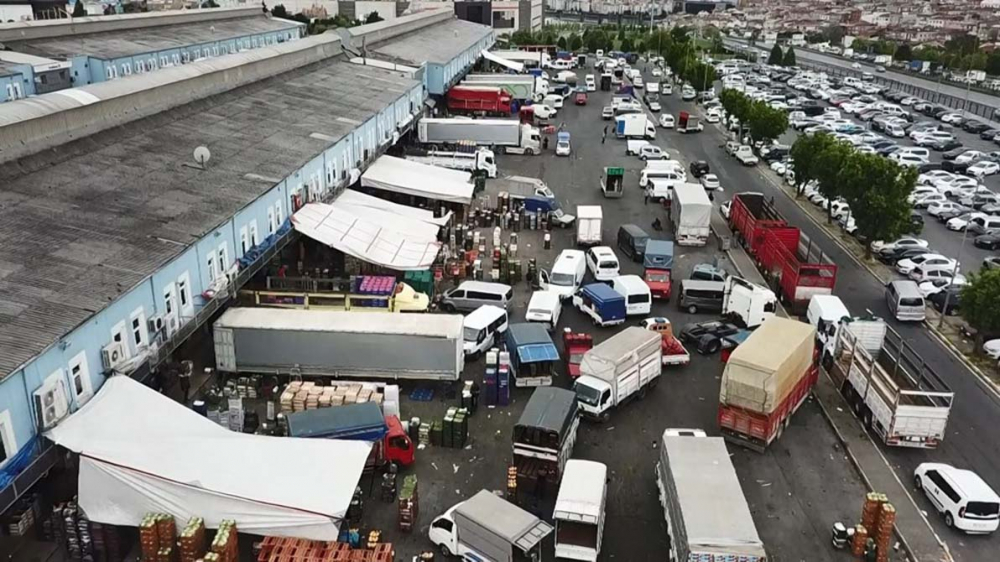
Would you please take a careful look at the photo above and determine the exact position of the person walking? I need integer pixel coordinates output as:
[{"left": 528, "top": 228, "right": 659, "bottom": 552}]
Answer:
[
  {"left": 644, "top": 192, "right": 649, "bottom": 205},
  {"left": 178, "top": 360, "right": 193, "bottom": 404}
]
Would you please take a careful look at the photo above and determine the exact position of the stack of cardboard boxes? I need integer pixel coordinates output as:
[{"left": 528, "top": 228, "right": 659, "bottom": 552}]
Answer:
[{"left": 280, "top": 382, "right": 385, "bottom": 414}]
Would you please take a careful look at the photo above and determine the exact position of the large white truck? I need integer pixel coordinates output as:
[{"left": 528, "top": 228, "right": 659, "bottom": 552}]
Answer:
[
  {"left": 826, "top": 321, "right": 954, "bottom": 448},
  {"left": 429, "top": 489, "right": 553, "bottom": 561},
  {"left": 656, "top": 431, "right": 767, "bottom": 562},
  {"left": 722, "top": 276, "right": 777, "bottom": 329},
  {"left": 576, "top": 205, "right": 603, "bottom": 246},
  {"left": 417, "top": 118, "right": 541, "bottom": 155},
  {"left": 574, "top": 327, "right": 662, "bottom": 421},
  {"left": 670, "top": 183, "right": 712, "bottom": 246},
  {"left": 405, "top": 148, "right": 497, "bottom": 177},
  {"left": 554, "top": 460, "right": 607, "bottom": 562},
  {"left": 614, "top": 114, "right": 656, "bottom": 140},
  {"left": 213, "top": 308, "right": 464, "bottom": 381}
]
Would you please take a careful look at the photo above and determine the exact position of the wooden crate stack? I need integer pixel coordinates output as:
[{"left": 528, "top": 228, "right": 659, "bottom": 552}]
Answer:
[
  {"left": 179, "top": 518, "right": 207, "bottom": 562},
  {"left": 398, "top": 475, "right": 419, "bottom": 532},
  {"left": 856, "top": 492, "right": 895, "bottom": 561},
  {"left": 256, "top": 538, "right": 393, "bottom": 562},
  {"left": 140, "top": 513, "right": 176, "bottom": 562},
  {"left": 202, "top": 520, "right": 237, "bottom": 562},
  {"left": 874, "top": 503, "right": 897, "bottom": 562}
]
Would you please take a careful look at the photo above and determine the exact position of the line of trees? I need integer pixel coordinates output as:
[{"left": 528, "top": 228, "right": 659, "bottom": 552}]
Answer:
[
  {"left": 719, "top": 90, "right": 789, "bottom": 145},
  {"left": 767, "top": 44, "right": 797, "bottom": 67}
]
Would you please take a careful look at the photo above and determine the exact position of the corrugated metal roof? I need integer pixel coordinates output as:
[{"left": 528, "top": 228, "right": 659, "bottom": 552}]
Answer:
[
  {"left": 0, "top": 57, "right": 417, "bottom": 379},
  {"left": 372, "top": 18, "right": 492, "bottom": 65}
]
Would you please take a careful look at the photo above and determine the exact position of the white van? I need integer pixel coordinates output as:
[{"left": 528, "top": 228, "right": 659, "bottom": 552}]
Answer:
[
  {"left": 440, "top": 281, "right": 513, "bottom": 312},
  {"left": 897, "top": 147, "right": 930, "bottom": 161},
  {"left": 540, "top": 249, "right": 587, "bottom": 299},
  {"left": 525, "top": 291, "right": 563, "bottom": 331},
  {"left": 462, "top": 305, "right": 509, "bottom": 357},
  {"left": 915, "top": 462, "right": 1000, "bottom": 534},
  {"left": 639, "top": 162, "right": 685, "bottom": 188},
  {"left": 722, "top": 276, "right": 776, "bottom": 328},
  {"left": 612, "top": 275, "right": 652, "bottom": 316},
  {"left": 542, "top": 93, "right": 564, "bottom": 111},
  {"left": 585, "top": 246, "right": 620, "bottom": 281},
  {"left": 885, "top": 279, "right": 926, "bottom": 322},
  {"left": 806, "top": 295, "right": 850, "bottom": 346}
]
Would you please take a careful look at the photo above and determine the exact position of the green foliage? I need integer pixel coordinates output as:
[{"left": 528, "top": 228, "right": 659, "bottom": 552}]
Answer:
[
  {"left": 720, "top": 89, "right": 752, "bottom": 124},
  {"left": 746, "top": 100, "right": 789, "bottom": 144},
  {"left": 557, "top": 36, "right": 567, "bottom": 49},
  {"left": 960, "top": 269, "right": 1000, "bottom": 349},
  {"left": 789, "top": 133, "right": 828, "bottom": 195},
  {"left": 72, "top": 0, "right": 87, "bottom": 16},
  {"left": 813, "top": 140, "right": 854, "bottom": 221},
  {"left": 620, "top": 37, "right": 634, "bottom": 53},
  {"left": 364, "top": 11, "right": 383, "bottom": 24},
  {"left": 685, "top": 61, "right": 717, "bottom": 90},
  {"left": 783, "top": 46, "right": 796, "bottom": 67},
  {"left": 839, "top": 153, "right": 916, "bottom": 257},
  {"left": 945, "top": 35, "right": 979, "bottom": 58},
  {"left": 271, "top": 4, "right": 289, "bottom": 18},
  {"left": 585, "top": 31, "right": 606, "bottom": 53},
  {"left": 670, "top": 26, "right": 689, "bottom": 44},
  {"left": 569, "top": 34, "right": 583, "bottom": 52},
  {"left": 767, "top": 43, "right": 784, "bottom": 65},
  {"left": 894, "top": 43, "right": 913, "bottom": 61}
]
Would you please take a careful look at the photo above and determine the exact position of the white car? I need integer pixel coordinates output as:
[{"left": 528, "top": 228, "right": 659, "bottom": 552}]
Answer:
[
  {"left": 947, "top": 212, "right": 986, "bottom": 231},
  {"left": 585, "top": 246, "right": 620, "bottom": 281},
  {"left": 639, "top": 145, "right": 667, "bottom": 160},
  {"left": 856, "top": 145, "right": 876, "bottom": 154},
  {"left": 701, "top": 174, "right": 721, "bottom": 191},
  {"left": 968, "top": 161, "right": 1000, "bottom": 177},
  {"left": 985, "top": 339, "right": 1000, "bottom": 360},
  {"left": 913, "top": 193, "right": 946, "bottom": 209},
  {"left": 871, "top": 236, "right": 929, "bottom": 253},
  {"left": 890, "top": 153, "right": 926, "bottom": 167},
  {"left": 659, "top": 114, "right": 675, "bottom": 129},
  {"left": 705, "top": 109, "right": 721, "bottom": 123},
  {"left": 556, "top": 137, "right": 571, "bottom": 156},
  {"left": 940, "top": 113, "right": 965, "bottom": 124},
  {"left": 935, "top": 176, "right": 980, "bottom": 197},
  {"left": 652, "top": 68, "right": 663, "bottom": 78},
  {"left": 955, "top": 150, "right": 986, "bottom": 165},
  {"left": 918, "top": 276, "right": 967, "bottom": 298},
  {"left": 896, "top": 253, "right": 949, "bottom": 275},
  {"left": 852, "top": 62, "right": 862, "bottom": 69},
  {"left": 913, "top": 463, "right": 1000, "bottom": 534},
  {"left": 648, "top": 100, "right": 662, "bottom": 112},
  {"left": 927, "top": 201, "right": 963, "bottom": 217},
  {"left": 910, "top": 261, "right": 959, "bottom": 282},
  {"left": 919, "top": 170, "right": 956, "bottom": 186}
]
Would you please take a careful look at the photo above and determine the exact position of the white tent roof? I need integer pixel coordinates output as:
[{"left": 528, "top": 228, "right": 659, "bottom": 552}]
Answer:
[
  {"left": 46, "top": 376, "right": 371, "bottom": 540},
  {"left": 482, "top": 50, "right": 525, "bottom": 72},
  {"left": 361, "top": 155, "right": 475, "bottom": 205},
  {"left": 292, "top": 201, "right": 442, "bottom": 271},
  {"left": 336, "top": 189, "right": 452, "bottom": 227}
]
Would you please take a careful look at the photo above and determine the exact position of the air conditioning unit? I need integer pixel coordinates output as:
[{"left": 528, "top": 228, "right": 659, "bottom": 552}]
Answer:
[
  {"left": 148, "top": 315, "right": 165, "bottom": 335},
  {"left": 102, "top": 341, "right": 127, "bottom": 371},
  {"left": 166, "top": 315, "right": 179, "bottom": 335},
  {"left": 34, "top": 378, "right": 69, "bottom": 430}
]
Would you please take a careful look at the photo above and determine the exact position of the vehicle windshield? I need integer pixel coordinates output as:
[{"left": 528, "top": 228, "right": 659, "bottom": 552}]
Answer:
[
  {"left": 646, "top": 272, "right": 668, "bottom": 282},
  {"left": 550, "top": 272, "right": 577, "bottom": 286},
  {"left": 463, "top": 327, "right": 484, "bottom": 343},
  {"left": 574, "top": 382, "right": 601, "bottom": 406}
]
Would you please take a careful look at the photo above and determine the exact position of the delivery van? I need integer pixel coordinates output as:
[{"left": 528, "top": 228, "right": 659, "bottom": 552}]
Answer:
[
  {"left": 439, "top": 281, "right": 513, "bottom": 313},
  {"left": 462, "top": 305, "right": 509, "bottom": 357},
  {"left": 612, "top": 275, "right": 652, "bottom": 316},
  {"left": 885, "top": 279, "right": 926, "bottom": 322},
  {"left": 540, "top": 249, "right": 587, "bottom": 299},
  {"left": 526, "top": 290, "right": 563, "bottom": 331}
]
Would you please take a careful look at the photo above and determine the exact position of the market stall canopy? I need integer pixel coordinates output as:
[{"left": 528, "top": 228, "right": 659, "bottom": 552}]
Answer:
[
  {"left": 338, "top": 189, "right": 452, "bottom": 227},
  {"left": 292, "top": 201, "right": 442, "bottom": 270},
  {"left": 482, "top": 50, "right": 525, "bottom": 73},
  {"left": 361, "top": 155, "right": 475, "bottom": 205},
  {"left": 46, "top": 376, "right": 371, "bottom": 540}
]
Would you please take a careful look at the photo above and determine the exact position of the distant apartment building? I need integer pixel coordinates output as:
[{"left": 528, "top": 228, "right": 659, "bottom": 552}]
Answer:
[{"left": 454, "top": 0, "right": 543, "bottom": 32}]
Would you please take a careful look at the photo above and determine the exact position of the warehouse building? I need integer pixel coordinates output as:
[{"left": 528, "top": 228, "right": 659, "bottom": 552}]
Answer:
[{"left": 0, "top": 6, "right": 493, "bottom": 522}]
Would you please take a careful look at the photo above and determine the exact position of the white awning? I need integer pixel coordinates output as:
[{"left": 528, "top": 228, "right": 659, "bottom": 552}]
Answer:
[
  {"left": 361, "top": 155, "right": 475, "bottom": 205},
  {"left": 482, "top": 50, "right": 525, "bottom": 73},
  {"left": 292, "top": 202, "right": 442, "bottom": 270},
  {"left": 337, "top": 189, "right": 452, "bottom": 227},
  {"left": 46, "top": 377, "right": 371, "bottom": 540}
]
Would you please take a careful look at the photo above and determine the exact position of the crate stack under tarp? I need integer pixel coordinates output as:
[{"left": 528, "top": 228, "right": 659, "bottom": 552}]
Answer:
[{"left": 398, "top": 475, "right": 419, "bottom": 532}]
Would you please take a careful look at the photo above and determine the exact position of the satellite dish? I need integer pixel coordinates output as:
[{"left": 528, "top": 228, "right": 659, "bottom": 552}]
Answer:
[{"left": 193, "top": 146, "right": 212, "bottom": 168}]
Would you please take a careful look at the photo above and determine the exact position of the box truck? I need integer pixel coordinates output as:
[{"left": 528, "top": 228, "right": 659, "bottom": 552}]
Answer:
[
  {"left": 576, "top": 205, "right": 603, "bottom": 245},
  {"left": 504, "top": 323, "right": 560, "bottom": 387},
  {"left": 417, "top": 118, "right": 541, "bottom": 155},
  {"left": 429, "top": 490, "right": 553, "bottom": 561},
  {"left": 718, "top": 317, "right": 817, "bottom": 452},
  {"left": 722, "top": 276, "right": 777, "bottom": 329},
  {"left": 463, "top": 74, "right": 543, "bottom": 101},
  {"left": 614, "top": 114, "right": 656, "bottom": 139},
  {"left": 514, "top": 387, "right": 580, "bottom": 496},
  {"left": 656, "top": 432, "right": 767, "bottom": 562},
  {"left": 574, "top": 327, "right": 662, "bottom": 421},
  {"left": 553, "top": 460, "right": 607, "bottom": 562},
  {"left": 404, "top": 147, "right": 497, "bottom": 177},
  {"left": 285, "top": 402, "right": 414, "bottom": 468},
  {"left": 213, "top": 308, "right": 464, "bottom": 381},
  {"left": 670, "top": 183, "right": 712, "bottom": 246}
]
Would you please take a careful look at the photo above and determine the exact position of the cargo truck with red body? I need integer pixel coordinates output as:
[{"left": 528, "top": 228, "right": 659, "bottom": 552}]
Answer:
[
  {"left": 728, "top": 192, "right": 838, "bottom": 313},
  {"left": 563, "top": 330, "right": 593, "bottom": 378},
  {"left": 718, "top": 317, "right": 818, "bottom": 452},
  {"left": 446, "top": 85, "right": 513, "bottom": 116}
]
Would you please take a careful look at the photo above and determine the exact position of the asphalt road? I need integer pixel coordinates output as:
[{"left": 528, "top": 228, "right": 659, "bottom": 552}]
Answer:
[
  {"left": 723, "top": 37, "right": 1000, "bottom": 115},
  {"left": 647, "top": 75, "right": 1000, "bottom": 559},
  {"left": 361, "top": 71, "right": 883, "bottom": 561}
]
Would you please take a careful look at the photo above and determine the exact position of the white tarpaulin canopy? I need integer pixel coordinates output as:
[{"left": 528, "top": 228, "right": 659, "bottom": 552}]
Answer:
[
  {"left": 361, "top": 156, "right": 475, "bottom": 205},
  {"left": 292, "top": 201, "right": 442, "bottom": 270},
  {"left": 482, "top": 50, "right": 525, "bottom": 73},
  {"left": 337, "top": 189, "right": 452, "bottom": 227},
  {"left": 46, "top": 376, "right": 371, "bottom": 540}
]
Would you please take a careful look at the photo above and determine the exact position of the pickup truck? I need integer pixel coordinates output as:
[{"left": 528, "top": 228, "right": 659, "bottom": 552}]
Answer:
[
  {"left": 735, "top": 145, "right": 759, "bottom": 166},
  {"left": 641, "top": 317, "right": 690, "bottom": 366}
]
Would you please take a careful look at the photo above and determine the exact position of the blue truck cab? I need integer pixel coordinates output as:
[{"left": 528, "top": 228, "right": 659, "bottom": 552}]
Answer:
[
  {"left": 504, "top": 323, "right": 559, "bottom": 387},
  {"left": 572, "top": 283, "right": 627, "bottom": 327}
]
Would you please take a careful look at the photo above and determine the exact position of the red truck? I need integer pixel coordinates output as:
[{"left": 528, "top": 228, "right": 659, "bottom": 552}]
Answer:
[
  {"left": 728, "top": 192, "right": 837, "bottom": 313},
  {"left": 718, "top": 317, "right": 817, "bottom": 452},
  {"left": 563, "top": 330, "right": 593, "bottom": 378},
  {"left": 446, "top": 86, "right": 513, "bottom": 116},
  {"left": 285, "top": 402, "right": 415, "bottom": 468}
]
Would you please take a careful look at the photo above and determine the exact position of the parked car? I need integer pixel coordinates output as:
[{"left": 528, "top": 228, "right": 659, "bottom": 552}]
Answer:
[
  {"left": 700, "top": 174, "right": 721, "bottom": 191},
  {"left": 659, "top": 113, "right": 675, "bottom": 128},
  {"left": 896, "top": 253, "right": 952, "bottom": 275},
  {"left": 974, "top": 233, "right": 1000, "bottom": 250},
  {"left": 689, "top": 160, "right": 710, "bottom": 178},
  {"left": 928, "top": 287, "right": 962, "bottom": 314},
  {"left": 877, "top": 246, "right": 934, "bottom": 265},
  {"left": 913, "top": 463, "right": 1000, "bottom": 533},
  {"left": 968, "top": 161, "right": 1000, "bottom": 177}
]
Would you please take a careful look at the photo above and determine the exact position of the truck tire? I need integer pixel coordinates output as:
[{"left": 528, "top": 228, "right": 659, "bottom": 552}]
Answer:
[
  {"left": 914, "top": 474, "right": 923, "bottom": 490},
  {"left": 639, "top": 386, "right": 648, "bottom": 399},
  {"left": 442, "top": 303, "right": 456, "bottom": 313},
  {"left": 526, "top": 148, "right": 536, "bottom": 156},
  {"left": 649, "top": 376, "right": 660, "bottom": 389},
  {"left": 687, "top": 304, "right": 698, "bottom": 314},
  {"left": 706, "top": 339, "right": 721, "bottom": 354}
]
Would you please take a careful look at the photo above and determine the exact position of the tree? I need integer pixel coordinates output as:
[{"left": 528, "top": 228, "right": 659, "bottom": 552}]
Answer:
[
  {"left": 585, "top": 30, "right": 605, "bottom": 53},
  {"left": 783, "top": 46, "right": 797, "bottom": 67},
  {"left": 768, "top": 43, "right": 784, "bottom": 66},
  {"left": 894, "top": 43, "right": 913, "bottom": 61},
  {"left": 746, "top": 100, "right": 789, "bottom": 144},
  {"left": 687, "top": 62, "right": 718, "bottom": 91},
  {"left": 620, "top": 37, "right": 634, "bottom": 53},
  {"left": 364, "top": 11, "right": 383, "bottom": 24},
  {"left": 569, "top": 33, "right": 583, "bottom": 52},
  {"left": 839, "top": 153, "right": 916, "bottom": 258},
  {"left": 987, "top": 52, "right": 1000, "bottom": 77},
  {"left": 72, "top": 0, "right": 87, "bottom": 16},
  {"left": 812, "top": 140, "right": 854, "bottom": 223},
  {"left": 670, "top": 26, "right": 689, "bottom": 44},
  {"left": 945, "top": 35, "right": 979, "bottom": 58},
  {"left": 720, "top": 89, "right": 753, "bottom": 130},
  {"left": 789, "top": 133, "right": 826, "bottom": 196},
  {"left": 557, "top": 36, "right": 568, "bottom": 50},
  {"left": 960, "top": 269, "right": 1000, "bottom": 352}
]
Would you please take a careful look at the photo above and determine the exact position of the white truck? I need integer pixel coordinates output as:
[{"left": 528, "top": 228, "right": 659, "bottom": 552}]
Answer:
[
  {"left": 826, "top": 321, "right": 954, "bottom": 449},
  {"left": 574, "top": 327, "right": 662, "bottom": 421},
  {"left": 429, "top": 490, "right": 553, "bottom": 561},
  {"left": 464, "top": 74, "right": 545, "bottom": 101},
  {"left": 735, "top": 145, "right": 759, "bottom": 166},
  {"left": 554, "top": 460, "right": 607, "bottom": 562},
  {"left": 722, "top": 276, "right": 776, "bottom": 329},
  {"left": 487, "top": 176, "right": 575, "bottom": 228},
  {"left": 417, "top": 118, "right": 541, "bottom": 155},
  {"left": 670, "top": 183, "right": 712, "bottom": 246},
  {"left": 576, "top": 206, "right": 603, "bottom": 246},
  {"left": 656, "top": 431, "right": 767, "bottom": 562},
  {"left": 615, "top": 114, "right": 656, "bottom": 140},
  {"left": 405, "top": 148, "right": 497, "bottom": 178}
]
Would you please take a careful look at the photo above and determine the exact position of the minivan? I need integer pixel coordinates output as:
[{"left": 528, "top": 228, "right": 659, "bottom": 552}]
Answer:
[
  {"left": 617, "top": 224, "right": 650, "bottom": 261},
  {"left": 915, "top": 462, "right": 1000, "bottom": 534},
  {"left": 897, "top": 147, "right": 930, "bottom": 161},
  {"left": 677, "top": 280, "right": 726, "bottom": 314},
  {"left": 612, "top": 275, "right": 652, "bottom": 316},
  {"left": 539, "top": 249, "right": 587, "bottom": 298},
  {"left": 885, "top": 279, "right": 926, "bottom": 321},
  {"left": 439, "top": 281, "right": 513, "bottom": 313},
  {"left": 462, "top": 305, "right": 509, "bottom": 356},
  {"left": 968, "top": 215, "right": 1000, "bottom": 236}
]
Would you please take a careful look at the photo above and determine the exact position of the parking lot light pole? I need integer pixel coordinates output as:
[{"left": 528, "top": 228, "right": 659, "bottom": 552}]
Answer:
[{"left": 938, "top": 227, "right": 968, "bottom": 328}]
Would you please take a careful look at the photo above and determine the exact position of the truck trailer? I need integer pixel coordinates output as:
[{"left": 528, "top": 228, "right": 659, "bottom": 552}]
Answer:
[
  {"left": 504, "top": 323, "right": 560, "bottom": 387},
  {"left": 728, "top": 192, "right": 838, "bottom": 313},
  {"left": 553, "top": 460, "right": 607, "bottom": 562},
  {"left": 826, "top": 321, "right": 953, "bottom": 448},
  {"left": 670, "top": 183, "right": 712, "bottom": 246},
  {"left": 285, "top": 402, "right": 415, "bottom": 469},
  {"left": 464, "top": 74, "right": 544, "bottom": 101},
  {"left": 718, "top": 317, "right": 817, "bottom": 452},
  {"left": 213, "top": 308, "right": 464, "bottom": 381},
  {"left": 514, "top": 387, "right": 580, "bottom": 497},
  {"left": 446, "top": 85, "right": 513, "bottom": 116},
  {"left": 429, "top": 490, "right": 553, "bottom": 562},
  {"left": 417, "top": 118, "right": 541, "bottom": 155},
  {"left": 404, "top": 148, "right": 497, "bottom": 178},
  {"left": 656, "top": 432, "right": 766, "bottom": 562},
  {"left": 574, "top": 327, "right": 662, "bottom": 421}
]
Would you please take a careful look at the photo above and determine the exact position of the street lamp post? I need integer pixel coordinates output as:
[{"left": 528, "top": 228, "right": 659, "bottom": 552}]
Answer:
[{"left": 937, "top": 226, "right": 968, "bottom": 328}]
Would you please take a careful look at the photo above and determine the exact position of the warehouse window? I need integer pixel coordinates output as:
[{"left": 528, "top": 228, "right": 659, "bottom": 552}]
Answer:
[
  {"left": 267, "top": 208, "right": 276, "bottom": 236},
  {"left": 177, "top": 272, "right": 193, "bottom": 317},
  {"left": 129, "top": 307, "right": 147, "bottom": 349},
  {"left": 274, "top": 201, "right": 284, "bottom": 226},
  {"left": 249, "top": 220, "right": 259, "bottom": 246},
  {"left": 240, "top": 226, "right": 249, "bottom": 254},
  {"left": 218, "top": 242, "right": 229, "bottom": 272},
  {"left": 68, "top": 351, "right": 93, "bottom": 405},
  {"left": 206, "top": 254, "right": 216, "bottom": 283}
]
